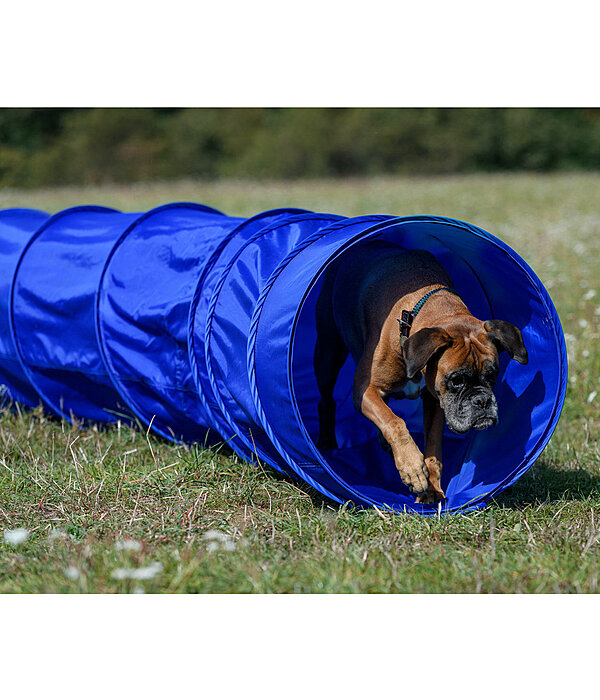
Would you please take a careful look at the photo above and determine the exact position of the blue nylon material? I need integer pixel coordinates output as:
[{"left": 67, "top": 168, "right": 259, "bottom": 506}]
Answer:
[
  {"left": 0, "top": 209, "right": 50, "bottom": 406},
  {"left": 10, "top": 207, "right": 143, "bottom": 422},
  {"left": 189, "top": 208, "right": 310, "bottom": 455},
  {"left": 97, "top": 203, "right": 241, "bottom": 443},
  {"left": 0, "top": 203, "right": 567, "bottom": 515},
  {"left": 249, "top": 215, "right": 567, "bottom": 514},
  {"left": 204, "top": 213, "right": 344, "bottom": 475},
  {"left": 248, "top": 216, "right": 396, "bottom": 501}
]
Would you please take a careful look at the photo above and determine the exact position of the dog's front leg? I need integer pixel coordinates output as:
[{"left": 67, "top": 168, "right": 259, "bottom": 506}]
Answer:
[
  {"left": 357, "top": 383, "right": 429, "bottom": 495},
  {"left": 416, "top": 389, "right": 446, "bottom": 504}
]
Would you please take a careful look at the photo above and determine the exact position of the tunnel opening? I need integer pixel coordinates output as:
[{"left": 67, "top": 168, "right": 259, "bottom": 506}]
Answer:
[{"left": 283, "top": 219, "right": 563, "bottom": 512}]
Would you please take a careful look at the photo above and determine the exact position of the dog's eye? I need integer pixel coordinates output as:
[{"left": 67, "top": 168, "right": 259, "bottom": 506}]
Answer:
[{"left": 448, "top": 374, "right": 465, "bottom": 388}]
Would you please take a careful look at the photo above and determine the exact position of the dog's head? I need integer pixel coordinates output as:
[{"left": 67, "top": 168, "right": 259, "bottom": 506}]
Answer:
[{"left": 402, "top": 318, "right": 528, "bottom": 434}]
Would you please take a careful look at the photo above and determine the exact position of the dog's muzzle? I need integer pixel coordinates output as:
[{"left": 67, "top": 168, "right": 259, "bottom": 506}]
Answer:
[{"left": 444, "top": 390, "right": 498, "bottom": 434}]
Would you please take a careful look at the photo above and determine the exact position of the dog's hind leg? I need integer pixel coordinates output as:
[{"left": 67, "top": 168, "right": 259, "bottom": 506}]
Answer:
[
  {"left": 416, "top": 388, "right": 446, "bottom": 504},
  {"left": 314, "top": 284, "right": 348, "bottom": 451}
]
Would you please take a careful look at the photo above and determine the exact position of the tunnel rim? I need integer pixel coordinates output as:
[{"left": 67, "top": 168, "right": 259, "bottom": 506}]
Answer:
[{"left": 247, "top": 215, "right": 395, "bottom": 505}]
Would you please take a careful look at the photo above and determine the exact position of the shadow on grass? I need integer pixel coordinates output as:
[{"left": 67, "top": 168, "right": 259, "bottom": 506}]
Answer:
[{"left": 492, "top": 460, "right": 600, "bottom": 510}]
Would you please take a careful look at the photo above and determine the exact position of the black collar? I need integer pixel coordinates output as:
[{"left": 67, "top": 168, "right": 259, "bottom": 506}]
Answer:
[{"left": 398, "top": 286, "right": 460, "bottom": 346}]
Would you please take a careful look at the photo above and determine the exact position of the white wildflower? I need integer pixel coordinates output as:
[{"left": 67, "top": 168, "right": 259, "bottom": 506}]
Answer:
[
  {"left": 579, "top": 319, "right": 589, "bottom": 329},
  {"left": 111, "top": 562, "right": 163, "bottom": 580},
  {"left": 114, "top": 539, "right": 142, "bottom": 552},
  {"left": 203, "top": 529, "right": 236, "bottom": 552},
  {"left": 64, "top": 566, "right": 81, "bottom": 580},
  {"left": 595, "top": 306, "right": 600, "bottom": 316},
  {"left": 3, "top": 528, "right": 30, "bottom": 546},
  {"left": 583, "top": 289, "right": 597, "bottom": 301},
  {"left": 47, "top": 528, "right": 67, "bottom": 542},
  {"left": 588, "top": 391, "right": 597, "bottom": 404},
  {"left": 583, "top": 349, "right": 591, "bottom": 358}
]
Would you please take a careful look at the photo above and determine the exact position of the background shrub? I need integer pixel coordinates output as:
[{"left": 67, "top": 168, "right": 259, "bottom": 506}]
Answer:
[{"left": 1, "top": 107, "right": 599, "bottom": 188}]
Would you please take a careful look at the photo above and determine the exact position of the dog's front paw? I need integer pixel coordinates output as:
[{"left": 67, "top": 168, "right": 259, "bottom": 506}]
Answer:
[
  {"left": 415, "top": 485, "right": 446, "bottom": 504},
  {"left": 415, "top": 457, "right": 446, "bottom": 504},
  {"left": 393, "top": 442, "right": 430, "bottom": 495}
]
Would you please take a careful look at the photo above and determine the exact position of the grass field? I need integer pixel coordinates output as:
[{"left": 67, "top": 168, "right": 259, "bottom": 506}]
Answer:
[{"left": 1, "top": 172, "right": 599, "bottom": 593}]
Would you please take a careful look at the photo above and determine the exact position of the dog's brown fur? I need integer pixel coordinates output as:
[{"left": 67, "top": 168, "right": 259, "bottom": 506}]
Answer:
[{"left": 314, "top": 242, "right": 528, "bottom": 503}]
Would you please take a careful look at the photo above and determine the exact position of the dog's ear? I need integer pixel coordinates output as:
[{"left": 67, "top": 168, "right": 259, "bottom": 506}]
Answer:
[
  {"left": 484, "top": 320, "right": 528, "bottom": 365},
  {"left": 402, "top": 327, "right": 452, "bottom": 379}
]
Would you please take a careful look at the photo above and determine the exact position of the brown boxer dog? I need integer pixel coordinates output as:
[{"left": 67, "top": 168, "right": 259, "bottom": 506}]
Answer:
[{"left": 313, "top": 241, "right": 528, "bottom": 504}]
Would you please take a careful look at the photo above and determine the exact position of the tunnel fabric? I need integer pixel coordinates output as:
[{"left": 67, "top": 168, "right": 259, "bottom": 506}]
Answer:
[
  {"left": 11, "top": 206, "right": 142, "bottom": 422},
  {"left": 2, "top": 205, "right": 567, "bottom": 515}
]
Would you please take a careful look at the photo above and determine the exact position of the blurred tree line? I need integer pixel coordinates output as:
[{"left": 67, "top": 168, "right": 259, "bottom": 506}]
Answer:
[{"left": 1, "top": 108, "right": 599, "bottom": 187}]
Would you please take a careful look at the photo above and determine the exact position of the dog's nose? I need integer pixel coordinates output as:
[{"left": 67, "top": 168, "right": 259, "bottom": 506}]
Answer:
[{"left": 472, "top": 393, "right": 491, "bottom": 411}]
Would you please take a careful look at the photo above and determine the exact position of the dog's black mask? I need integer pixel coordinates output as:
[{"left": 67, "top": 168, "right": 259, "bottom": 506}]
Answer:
[{"left": 441, "top": 362, "right": 499, "bottom": 434}]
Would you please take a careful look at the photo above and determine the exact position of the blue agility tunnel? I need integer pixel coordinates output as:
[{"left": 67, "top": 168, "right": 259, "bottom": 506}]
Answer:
[{"left": 1, "top": 204, "right": 567, "bottom": 514}]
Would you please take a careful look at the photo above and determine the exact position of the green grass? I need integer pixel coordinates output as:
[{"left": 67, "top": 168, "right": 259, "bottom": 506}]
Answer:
[{"left": 1, "top": 172, "right": 599, "bottom": 593}]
